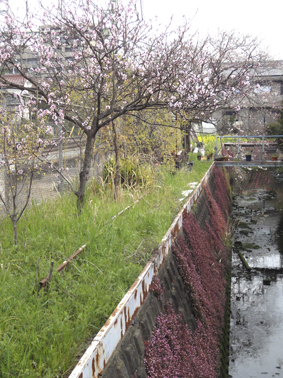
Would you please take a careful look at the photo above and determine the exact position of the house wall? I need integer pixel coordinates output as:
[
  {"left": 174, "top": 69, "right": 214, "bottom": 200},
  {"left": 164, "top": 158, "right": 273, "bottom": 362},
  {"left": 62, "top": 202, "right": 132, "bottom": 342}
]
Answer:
[{"left": 214, "top": 68, "right": 283, "bottom": 135}]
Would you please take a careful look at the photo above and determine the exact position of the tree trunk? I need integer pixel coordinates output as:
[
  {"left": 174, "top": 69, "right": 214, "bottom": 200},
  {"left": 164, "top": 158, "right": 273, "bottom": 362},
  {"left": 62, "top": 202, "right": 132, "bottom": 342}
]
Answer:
[
  {"left": 183, "top": 123, "right": 191, "bottom": 153},
  {"left": 58, "top": 124, "right": 63, "bottom": 192},
  {"left": 12, "top": 218, "right": 18, "bottom": 246},
  {"left": 187, "top": 123, "right": 191, "bottom": 153},
  {"left": 77, "top": 135, "right": 95, "bottom": 211},
  {"left": 112, "top": 122, "right": 120, "bottom": 201}
]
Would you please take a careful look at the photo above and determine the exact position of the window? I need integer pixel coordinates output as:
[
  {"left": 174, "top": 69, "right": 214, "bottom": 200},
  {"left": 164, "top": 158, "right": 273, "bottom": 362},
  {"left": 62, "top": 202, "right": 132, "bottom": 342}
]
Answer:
[
  {"left": 223, "top": 110, "right": 236, "bottom": 117},
  {"left": 254, "top": 84, "right": 271, "bottom": 94}
]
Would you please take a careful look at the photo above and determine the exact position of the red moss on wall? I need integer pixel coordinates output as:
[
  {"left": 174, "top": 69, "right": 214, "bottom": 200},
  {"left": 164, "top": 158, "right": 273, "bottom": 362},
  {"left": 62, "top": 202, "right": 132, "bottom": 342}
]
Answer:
[
  {"left": 149, "top": 276, "right": 164, "bottom": 300},
  {"left": 213, "top": 166, "right": 231, "bottom": 220},
  {"left": 248, "top": 170, "right": 271, "bottom": 189},
  {"left": 144, "top": 305, "right": 218, "bottom": 378},
  {"left": 144, "top": 168, "right": 230, "bottom": 378}
]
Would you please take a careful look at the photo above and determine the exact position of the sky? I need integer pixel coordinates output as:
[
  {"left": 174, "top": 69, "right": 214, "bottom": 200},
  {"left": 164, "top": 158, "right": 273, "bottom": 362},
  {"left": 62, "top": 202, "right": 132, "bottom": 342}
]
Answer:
[
  {"left": 3, "top": 0, "right": 283, "bottom": 60},
  {"left": 141, "top": 0, "right": 283, "bottom": 60}
]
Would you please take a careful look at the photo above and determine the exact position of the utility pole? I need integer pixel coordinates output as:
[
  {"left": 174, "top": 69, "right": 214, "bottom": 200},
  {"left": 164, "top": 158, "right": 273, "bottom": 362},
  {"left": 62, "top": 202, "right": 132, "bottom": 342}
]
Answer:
[
  {"left": 0, "top": 0, "right": 8, "bottom": 18},
  {"left": 139, "top": 0, "right": 143, "bottom": 20},
  {"left": 58, "top": 124, "right": 63, "bottom": 192},
  {"left": 110, "top": 0, "right": 117, "bottom": 11},
  {"left": 25, "top": 0, "right": 29, "bottom": 19}
]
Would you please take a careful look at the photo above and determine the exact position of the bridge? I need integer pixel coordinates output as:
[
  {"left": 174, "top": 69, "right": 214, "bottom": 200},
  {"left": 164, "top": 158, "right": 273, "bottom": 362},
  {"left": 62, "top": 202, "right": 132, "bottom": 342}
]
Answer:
[
  {"left": 215, "top": 160, "right": 283, "bottom": 168},
  {"left": 215, "top": 134, "right": 283, "bottom": 167}
]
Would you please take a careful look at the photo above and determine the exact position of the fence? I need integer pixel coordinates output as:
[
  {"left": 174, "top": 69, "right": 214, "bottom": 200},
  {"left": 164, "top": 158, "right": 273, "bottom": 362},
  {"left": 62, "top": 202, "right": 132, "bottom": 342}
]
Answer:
[
  {"left": 216, "top": 135, "right": 283, "bottom": 159},
  {"left": 0, "top": 137, "right": 110, "bottom": 218}
]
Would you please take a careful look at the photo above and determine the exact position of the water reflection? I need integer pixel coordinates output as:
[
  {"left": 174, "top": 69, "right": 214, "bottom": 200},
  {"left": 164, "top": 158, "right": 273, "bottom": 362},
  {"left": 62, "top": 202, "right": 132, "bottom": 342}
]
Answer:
[
  {"left": 248, "top": 254, "right": 282, "bottom": 269},
  {"left": 230, "top": 276, "right": 283, "bottom": 377},
  {"left": 277, "top": 214, "right": 283, "bottom": 253},
  {"left": 230, "top": 189, "right": 283, "bottom": 378}
]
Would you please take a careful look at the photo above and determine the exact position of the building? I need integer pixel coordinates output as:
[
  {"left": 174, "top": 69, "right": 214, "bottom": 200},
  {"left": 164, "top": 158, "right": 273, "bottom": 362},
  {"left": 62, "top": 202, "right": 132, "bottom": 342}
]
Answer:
[
  {"left": 213, "top": 62, "right": 283, "bottom": 135},
  {"left": 0, "top": 74, "right": 32, "bottom": 119}
]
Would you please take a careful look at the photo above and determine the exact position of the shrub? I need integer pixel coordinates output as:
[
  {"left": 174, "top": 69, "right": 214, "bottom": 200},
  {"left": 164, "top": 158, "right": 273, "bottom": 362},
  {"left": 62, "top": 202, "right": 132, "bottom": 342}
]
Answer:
[{"left": 103, "top": 156, "right": 153, "bottom": 188}]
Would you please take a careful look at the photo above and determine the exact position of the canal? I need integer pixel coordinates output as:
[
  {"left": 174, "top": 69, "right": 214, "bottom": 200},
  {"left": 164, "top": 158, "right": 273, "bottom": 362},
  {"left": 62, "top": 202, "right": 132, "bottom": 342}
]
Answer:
[{"left": 229, "top": 182, "right": 283, "bottom": 377}]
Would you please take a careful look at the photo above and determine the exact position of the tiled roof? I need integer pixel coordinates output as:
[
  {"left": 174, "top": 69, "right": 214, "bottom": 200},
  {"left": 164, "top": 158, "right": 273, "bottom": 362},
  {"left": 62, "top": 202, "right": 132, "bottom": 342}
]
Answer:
[
  {"left": 255, "top": 68, "right": 283, "bottom": 77},
  {"left": 0, "top": 75, "right": 28, "bottom": 88},
  {"left": 253, "top": 61, "right": 283, "bottom": 77}
]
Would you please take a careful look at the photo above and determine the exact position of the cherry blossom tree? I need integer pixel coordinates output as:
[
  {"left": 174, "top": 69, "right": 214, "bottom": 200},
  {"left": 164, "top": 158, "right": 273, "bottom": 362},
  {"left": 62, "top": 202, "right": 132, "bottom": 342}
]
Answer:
[
  {"left": 0, "top": 99, "right": 49, "bottom": 245},
  {"left": 0, "top": 0, "right": 267, "bottom": 208}
]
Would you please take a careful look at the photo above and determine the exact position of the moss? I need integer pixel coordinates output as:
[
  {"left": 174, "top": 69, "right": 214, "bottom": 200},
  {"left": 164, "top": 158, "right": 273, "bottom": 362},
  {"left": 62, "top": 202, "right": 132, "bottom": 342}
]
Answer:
[
  {"left": 238, "top": 221, "right": 251, "bottom": 229},
  {"left": 238, "top": 252, "right": 251, "bottom": 271},
  {"left": 242, "top": 243, "right": 260, "bottom": 250},
  {"left": 219, "top": 248, "right": 232, "bottom": 378},
  {"left": 240, "top": 229, "right": 250, "bottom": 235}
]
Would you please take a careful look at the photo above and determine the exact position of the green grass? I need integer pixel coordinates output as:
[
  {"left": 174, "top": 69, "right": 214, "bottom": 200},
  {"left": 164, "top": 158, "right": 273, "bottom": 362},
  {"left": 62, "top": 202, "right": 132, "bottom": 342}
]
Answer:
[{"left": 0, "top": 161, "right": 212, "bottom": 378}]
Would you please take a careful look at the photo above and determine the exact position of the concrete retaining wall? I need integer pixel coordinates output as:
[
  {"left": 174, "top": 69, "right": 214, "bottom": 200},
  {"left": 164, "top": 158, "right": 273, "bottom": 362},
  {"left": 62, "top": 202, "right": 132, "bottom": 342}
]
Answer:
[{"left": 69, "top": 163, "right": 221, "bottom": 378}]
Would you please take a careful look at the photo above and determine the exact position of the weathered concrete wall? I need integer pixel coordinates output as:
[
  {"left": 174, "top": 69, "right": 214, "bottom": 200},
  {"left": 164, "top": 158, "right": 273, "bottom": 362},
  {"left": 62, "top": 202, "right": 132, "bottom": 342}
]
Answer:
[
  {"left": 101, "top": 168, "right": 219, "bottom": 378},
  {"left": 69, "top": 163, "right": 230, "bottom": 378},
  {"left": 101, "top": 249, "right": 196, "bottom": 378}
]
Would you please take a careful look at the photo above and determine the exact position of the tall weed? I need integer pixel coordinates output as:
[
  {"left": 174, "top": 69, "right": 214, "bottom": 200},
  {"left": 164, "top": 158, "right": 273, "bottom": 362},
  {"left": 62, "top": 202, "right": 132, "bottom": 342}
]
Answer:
[{"left": 0, "top": 162, "right": 212, "bottom": 377}]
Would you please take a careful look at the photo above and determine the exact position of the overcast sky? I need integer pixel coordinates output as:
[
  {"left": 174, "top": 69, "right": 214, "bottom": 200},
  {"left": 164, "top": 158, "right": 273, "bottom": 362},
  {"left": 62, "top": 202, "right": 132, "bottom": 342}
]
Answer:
[
  {"left": 4, "top": 0, "right": 283, "bottom": 60},
  {"left": 141, "top": 0, "right": 283, "bottom": 60}
]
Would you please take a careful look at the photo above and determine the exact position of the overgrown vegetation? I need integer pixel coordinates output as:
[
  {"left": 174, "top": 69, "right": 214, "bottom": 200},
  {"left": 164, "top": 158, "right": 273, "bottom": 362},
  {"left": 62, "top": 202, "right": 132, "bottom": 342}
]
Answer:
[
  {"left": 0, "top": 161, "right": 211, "bottom": 378},
  {"left": 267, "top": 103, "right": 283, "bottom": 149}
]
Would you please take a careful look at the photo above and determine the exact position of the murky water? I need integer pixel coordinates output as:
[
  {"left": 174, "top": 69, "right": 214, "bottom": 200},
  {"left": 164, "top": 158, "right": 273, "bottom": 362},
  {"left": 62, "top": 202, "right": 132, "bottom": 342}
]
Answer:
[{"left": 229, "top": 188, "right": 283, "bottom": 378}]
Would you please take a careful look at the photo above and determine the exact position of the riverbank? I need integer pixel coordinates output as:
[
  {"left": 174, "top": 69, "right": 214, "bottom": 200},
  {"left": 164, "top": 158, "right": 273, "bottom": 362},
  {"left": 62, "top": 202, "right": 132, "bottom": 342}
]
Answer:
[{"left": 0, "top": 161, "right": 212, "bottom": 378}]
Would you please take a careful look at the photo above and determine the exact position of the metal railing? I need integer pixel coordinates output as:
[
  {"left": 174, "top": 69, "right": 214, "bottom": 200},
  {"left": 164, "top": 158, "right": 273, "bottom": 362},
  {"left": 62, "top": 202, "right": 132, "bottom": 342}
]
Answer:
[{"left": 215, "top": 135, "right": 283, "bottom": 159}]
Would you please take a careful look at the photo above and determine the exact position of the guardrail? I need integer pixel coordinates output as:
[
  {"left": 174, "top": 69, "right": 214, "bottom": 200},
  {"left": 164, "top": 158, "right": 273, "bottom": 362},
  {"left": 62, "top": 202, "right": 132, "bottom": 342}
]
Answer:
[
  {"left": 215, "top": 135, "right": 283, "bottom": 158},
  {"left": 215, "top": 160, "right": 283, "bottom": 168},
  {"left": 69, "top": 163, "right": 215, "bottom": 378}
]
